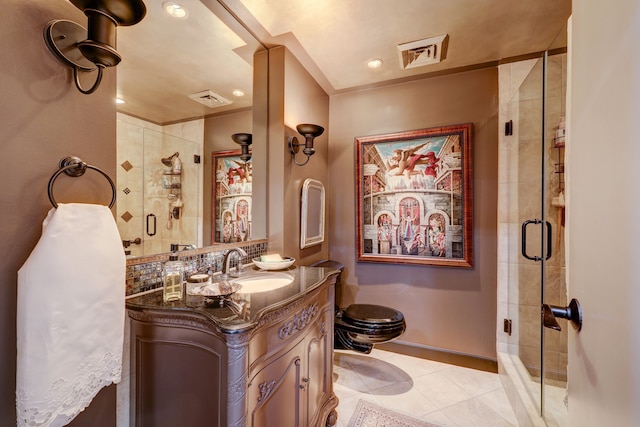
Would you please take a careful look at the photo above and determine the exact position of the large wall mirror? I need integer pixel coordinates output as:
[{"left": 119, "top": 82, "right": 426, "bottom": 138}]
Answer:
[{"left": 115, "top": 0, "right": 267, "bottom": 258}]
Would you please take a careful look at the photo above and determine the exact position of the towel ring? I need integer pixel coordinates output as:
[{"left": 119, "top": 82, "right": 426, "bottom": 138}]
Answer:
[{"left": 48, "top": 156, "right": 116, "bottom": 208}]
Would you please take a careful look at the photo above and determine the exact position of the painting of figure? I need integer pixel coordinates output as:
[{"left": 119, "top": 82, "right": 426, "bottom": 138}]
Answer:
[
  {"left": 212, "top": 150, "right": 252, "bottom": 243},
  {"left": 356, "top": 124, "right": 473, "bottom": 268}
]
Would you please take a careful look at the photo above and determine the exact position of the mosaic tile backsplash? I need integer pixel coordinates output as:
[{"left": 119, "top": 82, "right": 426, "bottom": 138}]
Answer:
[{"left": 125, "top": 240, "right": 268, "bottom": 296}]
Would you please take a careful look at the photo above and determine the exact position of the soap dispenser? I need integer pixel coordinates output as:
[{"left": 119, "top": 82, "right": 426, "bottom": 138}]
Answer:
[{"left": 163, "top": 253, "right": 184, "bottom": 302}]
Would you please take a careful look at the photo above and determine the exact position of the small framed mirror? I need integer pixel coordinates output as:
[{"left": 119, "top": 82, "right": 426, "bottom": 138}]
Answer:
[{"left": 300, "top": 178, "right": 325, "bottom": 249}]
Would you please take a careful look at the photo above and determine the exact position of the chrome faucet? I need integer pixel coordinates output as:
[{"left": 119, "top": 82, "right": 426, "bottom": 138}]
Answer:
[{"left": 222, "top": 247, "right": 247, "bottom": 276}]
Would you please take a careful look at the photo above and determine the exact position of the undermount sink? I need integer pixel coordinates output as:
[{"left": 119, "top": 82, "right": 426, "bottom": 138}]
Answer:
[{"left": 233, "top": 272, "right": 294, "bottom": 294}]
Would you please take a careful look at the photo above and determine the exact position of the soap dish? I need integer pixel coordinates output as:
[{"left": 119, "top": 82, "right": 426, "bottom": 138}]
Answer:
[
  {"left": 252, "top": 257, "right": 295, "bottom": 271},
  {"left": 188, "top": 281, "right": 242, "bottom": 297}
]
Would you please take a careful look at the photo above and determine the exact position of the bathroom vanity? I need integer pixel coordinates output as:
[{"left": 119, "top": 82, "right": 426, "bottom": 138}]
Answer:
[{"left": 125, "top": 266, "right": 339, "bottom": 427}]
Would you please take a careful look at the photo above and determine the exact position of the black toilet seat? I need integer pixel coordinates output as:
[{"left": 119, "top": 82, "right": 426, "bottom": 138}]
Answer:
[{"left": 342, "top": 304, "right": 405, "bottom": 326}]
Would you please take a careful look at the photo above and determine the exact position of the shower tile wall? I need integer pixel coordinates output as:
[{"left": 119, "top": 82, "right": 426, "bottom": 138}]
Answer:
[
  {"left": 116, "top": 113, "right": 204, "bottom": 257},
  {"left": 497, "top": 55, "right": 568, "bottom": 383}
]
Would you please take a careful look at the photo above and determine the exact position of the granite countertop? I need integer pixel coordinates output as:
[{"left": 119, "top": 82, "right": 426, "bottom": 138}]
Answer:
[{"left": 125, "top": 265, "right": 338, "bottom": 334}]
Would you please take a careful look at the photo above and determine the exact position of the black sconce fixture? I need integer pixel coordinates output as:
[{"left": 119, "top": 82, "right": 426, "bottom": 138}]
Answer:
[
  {"left": 288, "top": 124, "right": 325, "bottom": 166},
  {"left": 232, "top": 133, "right": 252, "bottom": 162},
  {"left": 44, "top": 0, "right": 146, "bottom": 94}
]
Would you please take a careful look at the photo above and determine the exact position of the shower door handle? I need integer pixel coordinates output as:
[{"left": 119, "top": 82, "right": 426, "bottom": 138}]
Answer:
[
  {"left": 521, "top": 219, "right": 552, "bottom": 261},
  {"left": 542, "top": 298, "right": 582, "bottom": 332},
  {"left": 146, "top": 213, "right": 156, "bottom": 236}
]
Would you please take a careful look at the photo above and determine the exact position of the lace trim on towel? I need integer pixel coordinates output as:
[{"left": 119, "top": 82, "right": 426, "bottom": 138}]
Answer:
[{"left": 16, "top": 352, "right": 122, "bottom": 427}]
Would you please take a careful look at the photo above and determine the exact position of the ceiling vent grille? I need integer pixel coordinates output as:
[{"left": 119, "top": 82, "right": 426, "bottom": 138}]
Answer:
[
  {"left": 398, "top": 34, "right": 449, "bottom": 70},
  {"left": 188, "top": 90, "right": 232, "bottom": 108}
]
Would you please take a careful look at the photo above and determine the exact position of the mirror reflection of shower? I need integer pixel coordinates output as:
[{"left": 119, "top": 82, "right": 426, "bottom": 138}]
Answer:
[
  {"left": 116, "top": 118, "right": 202, "bottom": 258},
  {"left": 162, "top": 152, "right": 182, "bottom": 230},
  {"left": 161, "top": 152, "right": 179, "bottom": 167}
]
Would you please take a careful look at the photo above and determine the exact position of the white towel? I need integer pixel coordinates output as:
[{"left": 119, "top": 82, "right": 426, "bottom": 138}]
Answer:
[{"left": 16, "top": 203, "right": 126, "bottom": 427}]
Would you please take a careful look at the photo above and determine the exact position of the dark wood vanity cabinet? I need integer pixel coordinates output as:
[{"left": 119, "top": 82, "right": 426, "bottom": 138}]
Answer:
[{"left": 127, "top": 268, "right": 339, "bottom": 427}]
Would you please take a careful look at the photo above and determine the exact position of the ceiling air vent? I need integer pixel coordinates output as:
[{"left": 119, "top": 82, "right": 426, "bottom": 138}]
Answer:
[
  {"left": 188, "top": 90, "right": 232, "bottom": 108},
  {"left": 398, "top": 34, "right": 449, "bottom": 70}
]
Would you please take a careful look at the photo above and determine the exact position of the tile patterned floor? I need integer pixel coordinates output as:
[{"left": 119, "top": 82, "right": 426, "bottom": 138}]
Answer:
[{"left": 333, "top": 349, "right": 518, "bottom": 427}]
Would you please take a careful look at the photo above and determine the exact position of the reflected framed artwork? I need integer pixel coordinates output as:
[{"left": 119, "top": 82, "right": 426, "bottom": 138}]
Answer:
[
  {"left": 212, "top": 150, "right": 252, "bottom": 243},
  {"left": 355, "top": 123, "right": 473, "bottom": 267}
]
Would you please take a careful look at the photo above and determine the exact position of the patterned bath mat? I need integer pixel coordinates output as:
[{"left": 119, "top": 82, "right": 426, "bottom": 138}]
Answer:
[{"left": 346, "top": 399, "right": 442, "bottom": 427}]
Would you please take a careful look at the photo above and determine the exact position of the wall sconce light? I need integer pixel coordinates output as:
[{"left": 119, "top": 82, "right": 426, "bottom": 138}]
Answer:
[
  {"left": 44, "top": 0, "right": 146, "bottom": 95},
  {"left": 232, "top": 133, "right": 252, "bottom": 162},
  {"left": 288, "top": 124, "right": 325, "bottom": 166}
]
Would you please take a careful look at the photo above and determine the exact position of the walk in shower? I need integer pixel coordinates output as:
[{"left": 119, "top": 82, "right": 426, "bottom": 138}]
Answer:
[
  {"left": 116, "top": 115, "right": 203, "bottom": 257},
  {"left": 497, "top": 29, "right": 568, "bottom": 427}
]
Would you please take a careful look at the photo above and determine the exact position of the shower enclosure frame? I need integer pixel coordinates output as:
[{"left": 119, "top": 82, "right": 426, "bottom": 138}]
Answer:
[{"left": 497, "top": 36, "right": 568, "bottom": 426}]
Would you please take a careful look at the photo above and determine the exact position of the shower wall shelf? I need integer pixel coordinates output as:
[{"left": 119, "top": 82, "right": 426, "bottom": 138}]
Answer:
[
  {"left": 162, "top": 170, "right": 182, "bottom": 189},
  {"left": 162, "top": 168, "right": 183, "bottom": 221}
]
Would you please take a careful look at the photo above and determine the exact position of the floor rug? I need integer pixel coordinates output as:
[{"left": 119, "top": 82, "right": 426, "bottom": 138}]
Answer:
[{"left": 346, "top": 399, "right": 442, "bottom": 427}]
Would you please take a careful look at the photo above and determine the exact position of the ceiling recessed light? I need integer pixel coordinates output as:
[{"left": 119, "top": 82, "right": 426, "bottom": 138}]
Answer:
[
  {"left": 367, "top": 58, "right": 383, "bottom": 69},
  {"left": 116, "top": 97, "right": 125, "bottom": 104},
  {"left": 232, "top": 89, "right": 245, "bottom": 97},
  {"left": 162, "top": 2, "right": 188, "bottom": 19}
]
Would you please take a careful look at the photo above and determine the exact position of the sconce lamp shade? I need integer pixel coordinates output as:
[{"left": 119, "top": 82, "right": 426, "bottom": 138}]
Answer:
[
  {"left": 232, "top": 133, "right": 252, "bottom": 162},
  {"left": 70, "top": 0, "right": 147, "bottom": 26},
  {"left": 44, "top": 0, "right": 146, "bottom": 94},
  {"left": 289, "top": 124, "right": 324, "bottom": 166}
]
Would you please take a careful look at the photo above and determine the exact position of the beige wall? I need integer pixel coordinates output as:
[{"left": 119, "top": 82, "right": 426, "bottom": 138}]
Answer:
[
  {"left": 328, "top": 69, "right": 499, "bottom": 359},
  {"left": 0, "top": 1, "right": 118, "bottom": 424},
  {"left": 267, "top": 46, "right": 331, "bottom": 265}
]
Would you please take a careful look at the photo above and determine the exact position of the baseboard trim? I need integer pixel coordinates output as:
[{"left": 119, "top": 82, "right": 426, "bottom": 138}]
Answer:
[{"left": 377, "top": 341, "right": 498, "bottom": 373}]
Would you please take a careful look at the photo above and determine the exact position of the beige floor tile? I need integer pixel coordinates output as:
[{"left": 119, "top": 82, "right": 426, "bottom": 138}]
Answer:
[
  {"left": 477, "top": 388, "right": 519, "bottom": 425},
  {"left": 333, "top": 364, "right": 371, "bottom": 394},
  {"left": 440, "top": 364, "right": 503, "bottom": 396},
  {"left": 418, "top": 409, "right": 456, "bottom": 426},
  {"left": 440, "top": 397, "right": 516, "bottom": 427},
  {"left": 382, "top": 351, "right": 453, "bottom": 379},
  {"left": 334, "top": 394, "right": 368, "bottom": 427},
  {"left": 333, "top": 349, "right": 517, "bottom": 427},
  {"left": 341, "top": 354, "right": 414, "bottom": 391},
  {"left": 413, "top": 370, "right": 473, "bottom": 409},
  {"left": 368, "top": 380, "right": 440, "bottom": 418}
]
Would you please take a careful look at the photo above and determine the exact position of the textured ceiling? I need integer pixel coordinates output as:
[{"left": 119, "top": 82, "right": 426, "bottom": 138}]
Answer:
[{"left": 115, "top": 0, "right": 571, "bottom": 124}]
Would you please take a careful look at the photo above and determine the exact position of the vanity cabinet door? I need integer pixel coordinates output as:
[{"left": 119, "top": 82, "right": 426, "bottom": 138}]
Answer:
[
  {"left": 247, "top": 344, "right": 303, "bottom": 426},
  {"left": 304, "top": 308, "right": 333, "bottom": 427},
  {"left": 129, "top": 318, "right": 228, "bottom": 427},
  {"left": 247, "top": 306, "right": 335, "bottom": 427}
]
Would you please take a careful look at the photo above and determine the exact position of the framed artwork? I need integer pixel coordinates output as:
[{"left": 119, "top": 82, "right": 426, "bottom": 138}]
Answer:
[
  {"left": 355, "top": 123, "right": 473, "bottom": 268},
  {"left": 300, "top": 178, "right": 325, "bottom": 249},
  {"left": 212, "top": 150, "right": 252, "bottom": 243}
]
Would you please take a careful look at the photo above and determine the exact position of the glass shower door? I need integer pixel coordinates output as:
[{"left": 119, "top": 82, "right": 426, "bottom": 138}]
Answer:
[
  {"left": 541, "top": 49, "right": 568, "bottom": 427},
  {"left": 506, "top": 55, "right": 545, "bottom": 414},
  {"left": 501, "top": 42, "right": 568, "bottom": 426}
]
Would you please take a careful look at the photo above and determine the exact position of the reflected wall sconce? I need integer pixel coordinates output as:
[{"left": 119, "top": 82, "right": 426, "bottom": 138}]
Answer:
[
  {"left": 44, "top": 0, "right": 146, "bottom": 95},
  {"left": 232, "top": 133, "right": 252, "bottom": 162},
  {"left": 288, "top": 124, "right": 325, "bottom": 166}
]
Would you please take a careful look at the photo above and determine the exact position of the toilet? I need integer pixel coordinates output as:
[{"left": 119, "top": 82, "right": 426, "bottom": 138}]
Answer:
[{"left": 309, "top": 260, "right": 406, "bottom": 354}]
